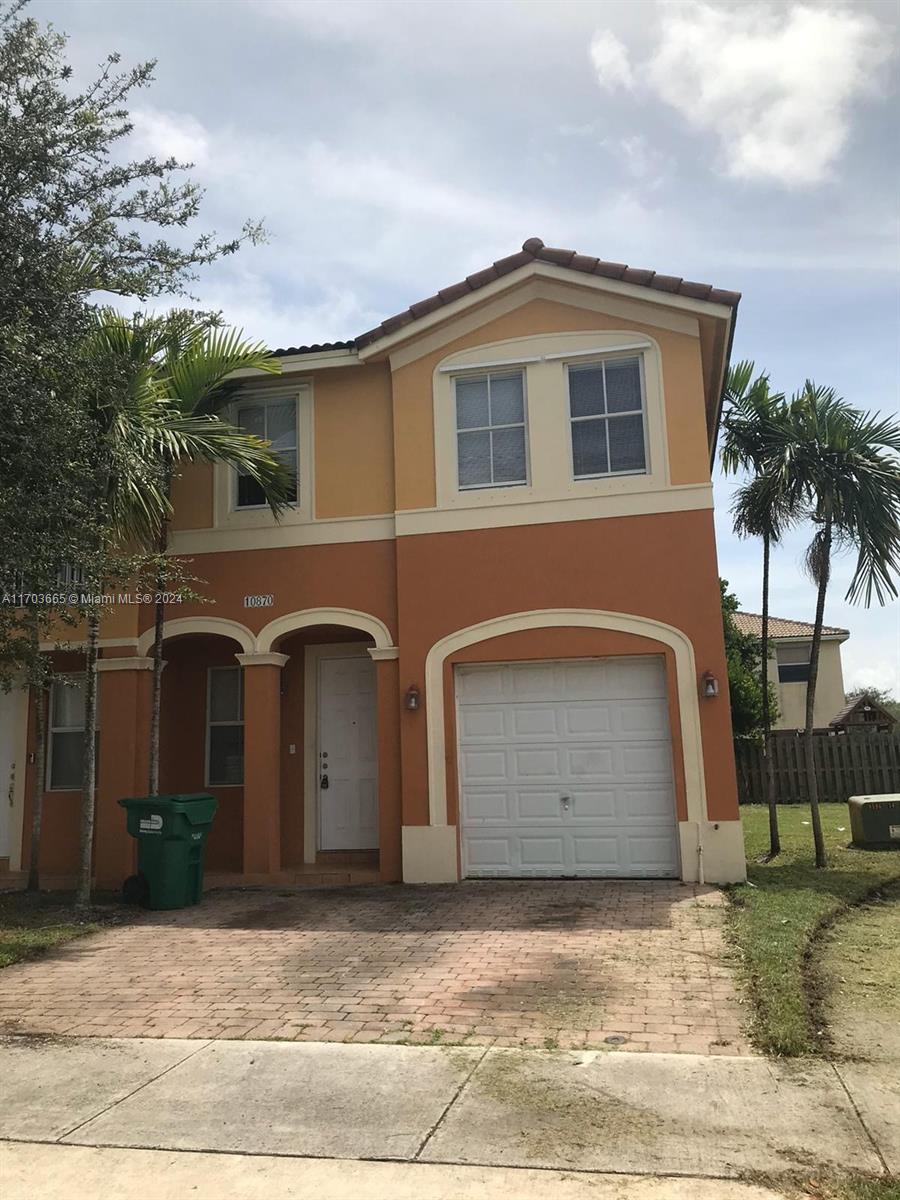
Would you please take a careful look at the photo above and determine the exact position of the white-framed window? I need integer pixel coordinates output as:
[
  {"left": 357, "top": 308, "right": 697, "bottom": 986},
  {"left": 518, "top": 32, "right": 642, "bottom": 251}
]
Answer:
[
  {"left": 567, "top": 355, "right": 648, "bottom": 479},
  {"left": 454, "top": 370, "right": 528, "bottom": 490},
  {"left": 47, "top": 676, "right": 88, "bottom": 791},
  {"left": 234, "top": 395, "right": 298, "bottom": 508},
  {"left": 207, "top": 666, "right": 244, "bottom": 786}
]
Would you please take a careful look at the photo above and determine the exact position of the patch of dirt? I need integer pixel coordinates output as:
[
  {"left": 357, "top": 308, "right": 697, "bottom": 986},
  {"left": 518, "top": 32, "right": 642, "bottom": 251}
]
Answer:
[
  {"left": 817, "top": 883, "right": 900, "bottom": 1064},
  {"left": 471, "top": 1050, "right": 661, "bottom": 1161}
]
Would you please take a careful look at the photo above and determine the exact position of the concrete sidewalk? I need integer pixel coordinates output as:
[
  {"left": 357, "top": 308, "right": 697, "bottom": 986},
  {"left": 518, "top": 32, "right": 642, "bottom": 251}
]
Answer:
[
  {"left": 1, "top": 1035, "right": 896, "bottom": 1188},
  {"left": 0, "top": 1143, "right": 787, "bottom": 1200}
]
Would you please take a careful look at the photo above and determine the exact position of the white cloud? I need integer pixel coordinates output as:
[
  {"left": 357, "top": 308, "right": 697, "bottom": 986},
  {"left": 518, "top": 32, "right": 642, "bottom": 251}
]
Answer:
[
  {"left": 129, "top": 108, "right": 211, "bottom": 167},
  {"left": 589, "top": 29, "right": 634, "bottom": 92},
  {"left": 590, "top": 2, "right": 891, "bottom": 188}
]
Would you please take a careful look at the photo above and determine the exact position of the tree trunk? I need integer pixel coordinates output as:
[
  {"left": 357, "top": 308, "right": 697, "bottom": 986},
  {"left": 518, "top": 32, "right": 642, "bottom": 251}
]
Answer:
[
  {"left": 26, "top": 613, "right": 47, "bottom": 893},
  {"left": 804, "top": 524, "right": 831, "bottom": 870},
  {"left": 760, "top": 533, "right": 780, "bottom": 858},
  {"left": 147, "top": 520, "right": 169, "bottom": 795},
  {"left": 76, "top": 613, "right": 100, "bottom": 907}
]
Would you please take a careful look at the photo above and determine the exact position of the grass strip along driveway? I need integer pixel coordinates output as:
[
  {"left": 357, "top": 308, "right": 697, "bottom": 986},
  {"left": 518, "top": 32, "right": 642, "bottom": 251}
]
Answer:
[
  {"left": 728, "top": 804, "right": 900, "bottom": 1058},
  {"left": 0, "top": 893, "right": 127, "bottom": 969}
]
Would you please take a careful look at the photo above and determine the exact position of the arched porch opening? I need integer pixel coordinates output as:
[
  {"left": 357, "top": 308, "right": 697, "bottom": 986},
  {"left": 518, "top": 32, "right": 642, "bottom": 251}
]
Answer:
[{"left": 158, "top": 630, "right": 251, "bottom": 875}]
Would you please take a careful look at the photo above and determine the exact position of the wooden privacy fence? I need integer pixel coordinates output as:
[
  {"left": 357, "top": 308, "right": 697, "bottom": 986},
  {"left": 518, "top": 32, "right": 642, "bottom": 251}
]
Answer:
[{"left": 734, "top": 730, "right": 900, "bottom": 805}]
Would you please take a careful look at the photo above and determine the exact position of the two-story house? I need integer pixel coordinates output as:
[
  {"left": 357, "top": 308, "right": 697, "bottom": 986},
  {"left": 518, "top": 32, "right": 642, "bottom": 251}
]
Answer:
[
  {"left": 734, "top": 612, "right": 849, "bottom": 730},
  {"left": 3, "top": 238, "right": 747, "bottom": 889}
]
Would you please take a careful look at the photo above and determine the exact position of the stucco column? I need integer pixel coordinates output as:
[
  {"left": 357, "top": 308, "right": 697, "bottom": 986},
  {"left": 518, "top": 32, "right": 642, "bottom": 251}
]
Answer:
[
  {"left": 369, "top": 647, "right": 402, "bottom": 882},
  {"left": 237, "top": 652, "right": 288, "bottom": 877},
  {"left": 95, "top": 656, "right": 154, "bottom": 888}
]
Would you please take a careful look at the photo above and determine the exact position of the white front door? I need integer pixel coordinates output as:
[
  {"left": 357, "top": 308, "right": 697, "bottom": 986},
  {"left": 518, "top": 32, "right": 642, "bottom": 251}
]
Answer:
[
  {"left": 457, "top": 656, "right": 678, "bottom": 878},
  {"left": 318, "top": 654, "right": 378, "bottom": 851}
]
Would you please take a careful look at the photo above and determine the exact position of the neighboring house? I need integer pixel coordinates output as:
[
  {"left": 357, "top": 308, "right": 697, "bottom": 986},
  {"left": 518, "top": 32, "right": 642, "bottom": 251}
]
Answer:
[
  {"left": 829, "top": 693, "right": 897, "bottom": 733},
  {"left": 733, "top": 612, "right": 849, "bottom": 730},
  {"left": 4, "top": 237, "right": 747, "bottom": 889}
]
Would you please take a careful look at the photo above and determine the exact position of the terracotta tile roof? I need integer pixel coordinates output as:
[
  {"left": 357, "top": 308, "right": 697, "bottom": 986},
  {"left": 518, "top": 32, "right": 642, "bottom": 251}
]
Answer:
[
  {"left": 734, "top": 612, "right": 849, "bottom": 639},
  {"left": 270, "top": 340, "right": 355, "bottom": 358},
  {"left": 271, "top": 239, "right": 741, "bottom": 357},
  {"left": 355, "top": 238, "right": 740, "bottom": 348}
]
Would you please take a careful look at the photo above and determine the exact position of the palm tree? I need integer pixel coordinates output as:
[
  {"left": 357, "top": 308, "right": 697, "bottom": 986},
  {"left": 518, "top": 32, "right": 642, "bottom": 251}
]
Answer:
[
  {"left": 720, "top": 362, "right": 792, "bottom": 859},
  {"left": 89, "top": 310, "right": 291, "bottom": 793},
  {"left": 73, "top": 312, "right": 293, "bottom": 906},
  {"left": 774, "top": 385, "right": 900, "bottom": 868}
]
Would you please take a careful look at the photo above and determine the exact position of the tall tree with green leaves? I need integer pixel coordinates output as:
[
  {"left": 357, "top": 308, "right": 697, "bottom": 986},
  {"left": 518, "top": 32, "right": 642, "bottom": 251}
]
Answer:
[
  {"left": 0, "top": 0, "right": 268, "bottom": 893},
  {"left": 720, "top": 579, "right": 779, "bottom": 743},
  {"left": 775, "top": 386, "right": 900, "bottom": 868},
  {"left": 720, "top": 361, "right": 793, "bottom": 858}
]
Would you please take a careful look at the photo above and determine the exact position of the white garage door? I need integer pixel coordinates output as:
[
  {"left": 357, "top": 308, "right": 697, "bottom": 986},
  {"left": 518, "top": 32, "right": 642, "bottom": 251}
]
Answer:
[{"left": 457, "top": 657, "right": 678, "bottom": 878}]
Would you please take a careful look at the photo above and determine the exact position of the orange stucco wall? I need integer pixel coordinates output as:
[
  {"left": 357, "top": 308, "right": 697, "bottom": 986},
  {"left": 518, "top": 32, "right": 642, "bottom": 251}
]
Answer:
[
  {"left": 170, "top": 462, "right": 214, "bottom": 531},
  {"left": 394, "top": 507, "right": 737, "bottom": 828},
  {"left": 314, "top": 364, "right": 394, "bottom": 518}
]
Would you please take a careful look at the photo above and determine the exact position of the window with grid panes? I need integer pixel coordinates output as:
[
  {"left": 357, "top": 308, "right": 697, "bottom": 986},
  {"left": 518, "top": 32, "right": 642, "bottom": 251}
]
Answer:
[
  {"left": 567, "top": 356, "right": 647, "bottom": 479},
  {"left": 454, "top": 371, "right": 527, "bottom": 489},
  {"left": 235, "top": 397, "right": 298, "bottom": 507},
  {"left": 207, "top": 667, "right": 244, "bottom": 785}
]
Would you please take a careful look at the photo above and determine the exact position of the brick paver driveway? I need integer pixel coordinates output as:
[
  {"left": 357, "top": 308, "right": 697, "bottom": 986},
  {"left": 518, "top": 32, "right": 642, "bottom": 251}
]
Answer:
[{"left": 0, "top": 882, "right": 751, "bottom": 1054}]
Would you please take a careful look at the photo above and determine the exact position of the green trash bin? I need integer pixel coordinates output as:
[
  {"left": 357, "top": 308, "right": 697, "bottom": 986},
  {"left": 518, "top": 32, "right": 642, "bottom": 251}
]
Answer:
[{"left": 119, "top": 793, "right": 218, "bottom": 910}]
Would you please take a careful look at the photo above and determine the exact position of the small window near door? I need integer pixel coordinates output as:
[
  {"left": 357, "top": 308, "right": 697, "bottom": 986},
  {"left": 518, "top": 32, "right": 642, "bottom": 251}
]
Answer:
[
  {"left": 48, "top": 677, "right": 87, "bottom": 790},
  {"left": 777, "top": 643, "right": 811, "bottom": 683},
  {"left": 454, "top": 370, "right": 528, "bottom": 489},
  {"left": 234, "top": 396, "right": 298, "bottom": 508},
  {"left": 568, "top": 356, "right": 647, "bottom": 478},
  {"left": 207, "top": 667, "right": 244, "bottom": 785}
]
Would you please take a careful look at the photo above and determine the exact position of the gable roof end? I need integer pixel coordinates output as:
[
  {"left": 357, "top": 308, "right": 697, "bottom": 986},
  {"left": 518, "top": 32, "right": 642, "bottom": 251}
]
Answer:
[
  {"left": 354, "top": 237, "right": 741, "bottom": 350},
  {"left": 830, "top": 694, "right": 897, "bottom": 728}
]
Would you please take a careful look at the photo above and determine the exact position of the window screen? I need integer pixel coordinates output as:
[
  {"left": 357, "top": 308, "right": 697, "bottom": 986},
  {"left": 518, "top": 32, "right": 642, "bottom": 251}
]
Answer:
[
  {"left": 568, "top": 356, "right": 647, "bottom": 479},
  {"left": 455, "top": 371, "right": 527, "bottom": 489}
]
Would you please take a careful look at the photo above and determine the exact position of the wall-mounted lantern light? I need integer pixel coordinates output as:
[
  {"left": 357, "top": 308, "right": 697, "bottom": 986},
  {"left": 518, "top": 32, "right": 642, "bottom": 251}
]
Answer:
[
  {"left": 701, "top": 671, "right": 719, "bottom": 698},
  {"left": 405, "top": 684, "right": 421, "bottom": 711}
]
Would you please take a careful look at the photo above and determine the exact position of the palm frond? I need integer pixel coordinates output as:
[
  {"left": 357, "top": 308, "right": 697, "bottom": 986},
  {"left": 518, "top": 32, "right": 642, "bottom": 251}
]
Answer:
[{"left": 164, "top": 325, "right": 281, "bottom": 415}]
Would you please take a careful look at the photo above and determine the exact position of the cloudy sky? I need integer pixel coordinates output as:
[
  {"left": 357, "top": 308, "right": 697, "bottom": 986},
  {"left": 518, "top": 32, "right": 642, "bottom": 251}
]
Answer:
[{"left": 35, "top": 0, "right": 900, "bottom": 692}]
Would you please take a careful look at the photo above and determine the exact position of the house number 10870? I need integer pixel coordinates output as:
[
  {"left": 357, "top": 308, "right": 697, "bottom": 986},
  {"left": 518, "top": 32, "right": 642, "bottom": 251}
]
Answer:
[{"left": 243, "top": 594, "right": 274, "bottom": 608}]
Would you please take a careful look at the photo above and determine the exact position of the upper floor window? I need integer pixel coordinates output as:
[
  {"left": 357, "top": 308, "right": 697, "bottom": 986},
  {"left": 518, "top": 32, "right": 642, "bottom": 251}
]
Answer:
[
  {"left": 567, "top": 356, "right": 647, "bottom": 479},
  {"left": 454, "top": 371, "right": 527, "bottom": 490},
  {"left": 777, "top": 643, "right": 811, "bottom": 683},
  {"left": 235, "top": 396, "right": 298, "bottom": 508},
  {"left": 48, "top": 676, "right": 89, "bottom": 790}
]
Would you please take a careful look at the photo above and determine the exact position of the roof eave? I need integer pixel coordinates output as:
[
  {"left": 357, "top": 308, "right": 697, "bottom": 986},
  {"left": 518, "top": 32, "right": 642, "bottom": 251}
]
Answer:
[
  {"left": 709, "top": 299, "right": 740, "bottom": 467},
  {"left": 355, "top": 260, "right": 736, "bottom": 362}
]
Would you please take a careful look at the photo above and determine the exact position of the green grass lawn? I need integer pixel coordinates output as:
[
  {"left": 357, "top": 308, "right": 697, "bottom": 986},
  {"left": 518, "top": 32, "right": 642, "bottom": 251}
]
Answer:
[
  {"left": 0, "top": 891, "right": 129, "bottom": 969},
  {"left": 728, "top": 804, "right": 900, "bottom": 1057}
]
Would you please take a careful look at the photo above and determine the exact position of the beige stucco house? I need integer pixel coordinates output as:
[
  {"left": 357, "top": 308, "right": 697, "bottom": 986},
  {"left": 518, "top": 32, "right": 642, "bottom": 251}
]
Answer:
[{"left": 734, "top": 612, "right": 848, "bottom": 730}]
